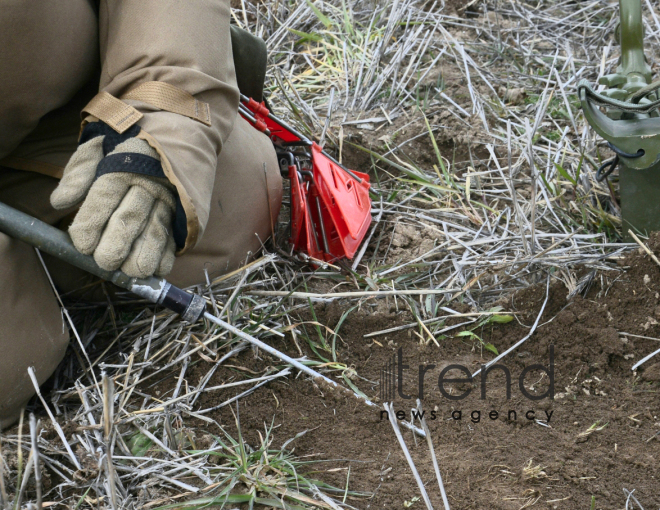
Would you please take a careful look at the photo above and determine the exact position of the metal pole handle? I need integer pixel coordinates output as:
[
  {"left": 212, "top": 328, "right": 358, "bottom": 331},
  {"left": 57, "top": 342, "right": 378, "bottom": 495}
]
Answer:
[{"left": 0, "top": 201, "right": 206, "bottom": 322}]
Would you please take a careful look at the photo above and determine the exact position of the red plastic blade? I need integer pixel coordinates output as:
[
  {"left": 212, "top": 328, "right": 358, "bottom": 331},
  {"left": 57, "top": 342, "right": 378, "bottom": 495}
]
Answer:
[
  {"left": 288, "top": 165, "right": 306, "bottom": 249},
  {"left": 311, "top": 144, "right": 371, "bottom": 259},
  {"left": 241, "top": 97, "right": 373, "bottom": 261}
]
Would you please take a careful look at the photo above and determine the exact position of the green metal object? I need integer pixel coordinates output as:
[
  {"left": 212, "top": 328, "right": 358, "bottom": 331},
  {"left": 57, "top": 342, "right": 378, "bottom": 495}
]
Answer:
[
  {"left": 619, "top": 165, "right": 660, "bottom": 235},
  {"left": 579, "top": 0, "right": 660, "bottom": 239},
  {"left": 603, "top": 0, "right": 652, "bottom": 94}
]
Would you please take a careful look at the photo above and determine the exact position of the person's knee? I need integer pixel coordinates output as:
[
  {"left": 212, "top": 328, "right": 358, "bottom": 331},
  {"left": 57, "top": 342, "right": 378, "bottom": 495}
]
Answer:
[
  {"left": 0, "top": 320, "right": 69, "bottom": 430},
  {"left": 0, "top": 327, "right": 69, "bottom": 430},
  {"left": 0, "top": 235, "right": 70, "bottom": 430},
  {"left": 166, "top": 117, "right": 283, "bottom": 287}
]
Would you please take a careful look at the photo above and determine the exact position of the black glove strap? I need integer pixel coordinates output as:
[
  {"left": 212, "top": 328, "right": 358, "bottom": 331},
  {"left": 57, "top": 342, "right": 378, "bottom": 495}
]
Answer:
[
  {"left": 80, "top": 121, "right": 188, "bottom": 250},
  {"left": 96, "top": 153, "right": 166, "bottom": 180}
]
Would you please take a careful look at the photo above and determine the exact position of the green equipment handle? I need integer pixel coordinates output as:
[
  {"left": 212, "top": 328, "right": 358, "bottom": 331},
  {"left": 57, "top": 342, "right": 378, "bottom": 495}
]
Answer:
[
  {"left": 597, "top": 0, "right": 652, "bottom": 91},
  {"left": 618, "top": 0, "right": 652, "bottom": 86},
  {"left": 578, "top": 0, "right": 660, "bottom": 171},
  {"left": 0, "top": 201, "right": 206, "bottom": 323}
]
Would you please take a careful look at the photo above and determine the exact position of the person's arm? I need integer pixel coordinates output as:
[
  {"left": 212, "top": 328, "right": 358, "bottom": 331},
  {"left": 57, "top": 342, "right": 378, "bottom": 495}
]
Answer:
[
  {"left": 97, "top": 0, "right": 239, "bottom": 252},
  {"left": 51, "top": 0, "right": 239, "bottom": 278}
]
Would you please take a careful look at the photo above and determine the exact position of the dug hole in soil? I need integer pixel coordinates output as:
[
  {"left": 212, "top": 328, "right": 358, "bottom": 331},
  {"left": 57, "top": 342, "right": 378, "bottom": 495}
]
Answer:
[{"left": 182, "top": 236, "right": 660, "bottom": 510}]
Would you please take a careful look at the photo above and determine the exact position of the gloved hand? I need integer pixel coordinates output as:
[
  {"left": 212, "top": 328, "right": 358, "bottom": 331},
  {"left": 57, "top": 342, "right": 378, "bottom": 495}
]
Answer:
[{"left": 51, "top": 121, "right": 177, "bottom": 278}]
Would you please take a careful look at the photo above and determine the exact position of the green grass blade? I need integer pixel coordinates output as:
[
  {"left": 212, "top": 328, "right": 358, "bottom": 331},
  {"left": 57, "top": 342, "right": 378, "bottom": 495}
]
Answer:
[{"left": 304, "top": 0, "right": 333, "bottom": 29}]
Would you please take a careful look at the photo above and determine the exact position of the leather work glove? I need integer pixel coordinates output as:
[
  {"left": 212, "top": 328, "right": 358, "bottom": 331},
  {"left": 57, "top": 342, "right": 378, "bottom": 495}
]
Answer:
[{"left": 51, "top": 121, "right": 177, "bottom": 278}]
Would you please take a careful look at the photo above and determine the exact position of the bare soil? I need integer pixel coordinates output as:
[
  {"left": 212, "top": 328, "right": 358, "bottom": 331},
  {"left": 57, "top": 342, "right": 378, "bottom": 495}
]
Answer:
[{"left": 179, "top": 238, "right": 660, "bottom": 509}]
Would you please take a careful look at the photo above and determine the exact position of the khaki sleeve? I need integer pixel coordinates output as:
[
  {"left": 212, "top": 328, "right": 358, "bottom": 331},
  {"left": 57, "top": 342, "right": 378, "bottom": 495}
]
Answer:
[{"left": 96, "top": 0, "right": 239, "bottom": 252}]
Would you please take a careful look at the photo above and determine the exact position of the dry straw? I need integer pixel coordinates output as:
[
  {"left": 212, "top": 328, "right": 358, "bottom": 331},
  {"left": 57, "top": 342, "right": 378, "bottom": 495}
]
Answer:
[{"left": 0, "top": 0, "right": 646, "bottom": 507}]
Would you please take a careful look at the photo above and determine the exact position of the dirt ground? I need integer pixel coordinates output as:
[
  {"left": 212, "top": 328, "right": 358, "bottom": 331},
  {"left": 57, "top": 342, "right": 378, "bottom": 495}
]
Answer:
[
  {"left": 5, "top": 3, "right": 657, "bottom": 508},
  {"left": 171, "top": 237, "right": 660, "bottom": 509}
]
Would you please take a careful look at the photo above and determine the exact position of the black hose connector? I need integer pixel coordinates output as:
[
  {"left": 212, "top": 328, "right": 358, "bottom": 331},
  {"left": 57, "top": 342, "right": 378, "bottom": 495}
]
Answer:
[{"left": 162, "top": 286, "right": 207, "bottom": 323}]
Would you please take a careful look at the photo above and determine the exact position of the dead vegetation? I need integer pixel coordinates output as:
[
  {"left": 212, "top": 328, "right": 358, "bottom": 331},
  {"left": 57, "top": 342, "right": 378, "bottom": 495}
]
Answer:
[{"left": 2, "top": 0, "right": 660, "bottom": 508}]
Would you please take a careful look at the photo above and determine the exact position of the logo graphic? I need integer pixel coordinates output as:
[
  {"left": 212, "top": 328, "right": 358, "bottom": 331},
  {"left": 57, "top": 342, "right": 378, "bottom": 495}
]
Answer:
[
  {"left": 380, "top": 354, "right": 396, "bottom": 401},
  {"left": 379, "top": 347, "right": 555, "bottom": 402}
]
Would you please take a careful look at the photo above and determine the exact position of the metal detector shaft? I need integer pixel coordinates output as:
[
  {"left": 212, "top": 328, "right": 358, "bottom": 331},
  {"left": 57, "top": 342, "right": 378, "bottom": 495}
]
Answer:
[
  {"left": 0, "top": 201, "right": 206, "bottom": 323},
  {"left": 202, "top": 311, "right": 426, "bottom": 436},
  {"left": 0, "top": 200, "right": 425, "bottom": 436},
  {"left": 0, "top": 201, "right": 331, "bottom": 383}
]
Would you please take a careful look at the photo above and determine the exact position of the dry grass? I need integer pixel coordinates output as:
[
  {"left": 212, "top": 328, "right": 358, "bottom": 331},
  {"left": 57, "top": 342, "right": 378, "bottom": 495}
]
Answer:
[{"left": 2, "top": 0, "right": 659, "bottom": 508}]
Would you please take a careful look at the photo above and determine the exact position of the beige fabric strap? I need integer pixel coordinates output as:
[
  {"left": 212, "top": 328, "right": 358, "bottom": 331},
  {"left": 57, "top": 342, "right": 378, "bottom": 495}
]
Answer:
[
  {"left": 122, "top": 81, "right": 212, "bottom": 127},
  {"left": 82, "top": 91, "right": 143, "bottom": 133},
  {"left": 81, "top": 83, "right": 211, "bottom": 135}
]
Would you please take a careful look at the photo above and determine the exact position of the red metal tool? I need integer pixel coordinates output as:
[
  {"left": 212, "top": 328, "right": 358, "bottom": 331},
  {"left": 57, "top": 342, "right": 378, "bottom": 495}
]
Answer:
[{"left": 239, "top": 94, "right": 372, "bottom": 262}]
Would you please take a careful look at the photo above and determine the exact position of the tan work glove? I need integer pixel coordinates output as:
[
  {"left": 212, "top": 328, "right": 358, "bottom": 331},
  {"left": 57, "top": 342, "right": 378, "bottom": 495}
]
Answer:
[{"left": 51, "top": 121, "right": 178, "bottom": 278}]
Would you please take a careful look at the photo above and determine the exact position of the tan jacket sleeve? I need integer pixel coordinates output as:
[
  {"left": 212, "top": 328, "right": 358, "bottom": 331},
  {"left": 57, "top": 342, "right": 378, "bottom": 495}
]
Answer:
[{"left": 95, "top": 0, "right": 239, "bottom": 253}]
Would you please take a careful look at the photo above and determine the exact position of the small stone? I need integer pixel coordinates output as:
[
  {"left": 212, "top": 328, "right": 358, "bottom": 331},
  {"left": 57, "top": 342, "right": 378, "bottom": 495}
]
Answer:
[{"left": 498, "top": 86, "right": 526, "bottom": 104}]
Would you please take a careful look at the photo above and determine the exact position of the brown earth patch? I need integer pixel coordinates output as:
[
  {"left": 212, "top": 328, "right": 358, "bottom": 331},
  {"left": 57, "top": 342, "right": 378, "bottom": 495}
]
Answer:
[{"left": 171, "top": 237, "right": 660, "bottom": 509}]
